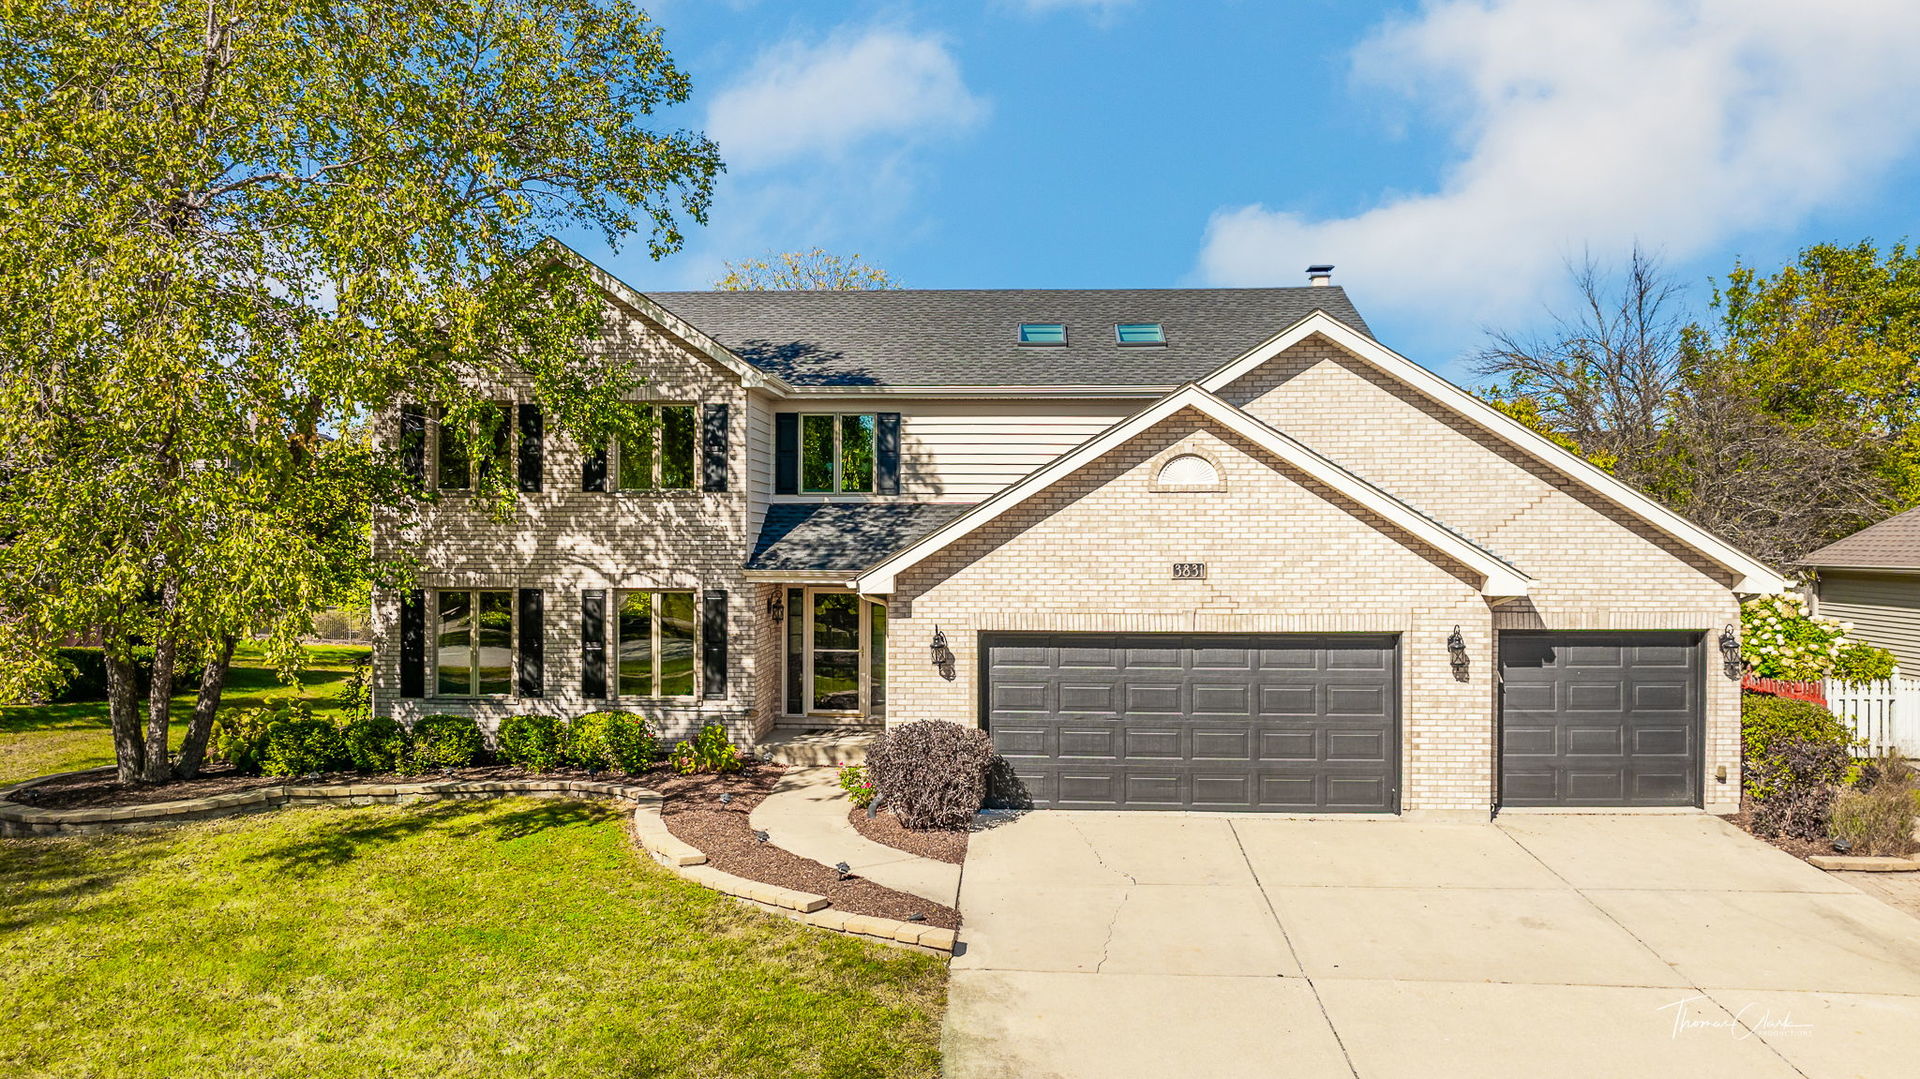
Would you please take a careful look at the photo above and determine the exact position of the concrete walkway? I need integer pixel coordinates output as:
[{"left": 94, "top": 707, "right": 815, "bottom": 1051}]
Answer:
[
  {"left": 749, "top": 767, "right": 961, "bottom": 906},
  {"left": 943, "top": 811, "right": 1920, "bottom": 1079}
]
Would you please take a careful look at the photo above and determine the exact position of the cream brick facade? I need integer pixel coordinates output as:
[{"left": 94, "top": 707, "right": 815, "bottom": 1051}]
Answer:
[{"left": 373, "top": 293, "right": 1754, "bottom": 815}]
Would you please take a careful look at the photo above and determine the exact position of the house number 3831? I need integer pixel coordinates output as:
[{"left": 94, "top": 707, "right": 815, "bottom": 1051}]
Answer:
[{"left": 1172, "top": 562, "right": 1206, "bottom": 580}]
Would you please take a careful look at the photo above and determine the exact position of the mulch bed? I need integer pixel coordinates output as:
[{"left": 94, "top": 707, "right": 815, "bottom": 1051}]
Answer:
[
  {"left": 8, "top": 763, "right": 641, "bottom": 811},
  {"left": 848, "top": 805, "right": 968, "bottom": 865},
  {"left": 1725, "top": 810, "right": 1835, "bottom": 861},
  {"left": 657, "top": 766, "right": 959, "bottom": 930}
]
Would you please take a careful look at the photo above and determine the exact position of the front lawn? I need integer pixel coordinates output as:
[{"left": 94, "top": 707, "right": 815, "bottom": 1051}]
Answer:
[
  {"left": 0, "top": 643, "right": 368, "bottom": 786},
  {"left": 0, "top": 797, "right": 946, "bottom": 1078}
]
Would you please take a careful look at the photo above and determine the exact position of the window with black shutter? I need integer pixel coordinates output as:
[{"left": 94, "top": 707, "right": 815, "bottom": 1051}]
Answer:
[
  {"left": 775, "top": 412, "right": 799, "bottom": 494},
  {"left": 581, "top": 590, "right": 607, "bottom": 697},
  {"left": 399, "top": 590, "right": 425, "bottom": 697},
  {"left": 516, "top": 588, "right": 544, "bottom": 698},
  {"left": 702, "top": 589, "right": 728, "bottom": 698},
  {"left": 702, "top": 404, "right": 729, "bottom": 492},
  {"left": 517, "top": 404, "right": 543, "bottom": 493}
]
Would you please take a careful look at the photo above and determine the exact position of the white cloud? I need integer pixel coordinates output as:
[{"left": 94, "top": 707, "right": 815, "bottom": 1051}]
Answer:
[
  {"left": 1197, "top": 1, "right": 1920, "bottom": 328},
  {"left": 705, "top": 28, "right": 986, "bottom": 174}
]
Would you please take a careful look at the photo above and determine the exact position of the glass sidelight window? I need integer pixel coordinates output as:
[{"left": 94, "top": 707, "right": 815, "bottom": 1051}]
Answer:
[
  {"left": 782, "top": 588, "right": 887, "bottom": 716},
  {"left": 436, "top": 590, "right": 514, "bottom": 695},
  {"left": 617, "top": 590, "right": 697, "bottom": 698}
]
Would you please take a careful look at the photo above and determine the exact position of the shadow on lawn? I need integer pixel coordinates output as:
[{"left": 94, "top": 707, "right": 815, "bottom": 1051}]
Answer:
[
  {"left": 241, "top": 798, "right": 622, "bottom": 875},
  {"left": 0, "top": 832, "right": 164, "bottom": 933},
  {"left": 0, "top": 666, "right": 352, "bottom": 737}
]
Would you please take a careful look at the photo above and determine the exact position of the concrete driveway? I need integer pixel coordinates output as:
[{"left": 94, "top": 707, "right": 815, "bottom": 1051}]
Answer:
[{"left": 943, "top": 812, "right": 1920, "bottom": 1079}]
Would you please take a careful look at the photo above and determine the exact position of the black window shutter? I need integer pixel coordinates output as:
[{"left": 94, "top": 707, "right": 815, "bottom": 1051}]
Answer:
[
  {"left": 480, "top": 405, "right": 511, "bottom": 484},
  {"left": 774, "top": 412, "right": 798, "bottom": 494},
  {"left": 702, "top": 403, "right": 730, "bottom": 492},
  {"left": 517, "top": 404, "right": 543, "bottom": 493},
  {"left": 399, "top": 590, "right": 425, "bottom": 698},
  {"left": 516, "top": 588, "right": 544, "bottom": 698},
  {"left": 582, "top": 444, "right": 608, "bottom": 492},
  {"left": 876, "top": 412, "right": 902, "bottom": 495},
  {"left": 581, "top": 590, "right": 607, "bottom": 698},
  {"left": 400, "top": 406, "right": 427, "bottom": 490},
  {"left": 702, "top": 589, "right": 728, "bottom": 699}
]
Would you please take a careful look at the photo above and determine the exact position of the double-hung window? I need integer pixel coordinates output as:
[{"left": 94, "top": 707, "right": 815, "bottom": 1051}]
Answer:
[
  {"left": 436, "top": 589, "right": 514, "bottom": 695},
  {"left": 616, "top": 590, "right": 697, "bottom": 698},
  {"left": 616, "top": 404, "right": 697, "bottom": 491},
  {"left": 436, "top": 403, "right": 512, "bottom": 491},
  {"left": 800, "top": 413, "right": 877, "bottom": 494}
]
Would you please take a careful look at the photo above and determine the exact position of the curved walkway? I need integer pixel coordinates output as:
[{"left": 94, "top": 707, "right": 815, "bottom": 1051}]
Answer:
[{"left": 750, "top": 766, "right": 962, "bottom": 907}]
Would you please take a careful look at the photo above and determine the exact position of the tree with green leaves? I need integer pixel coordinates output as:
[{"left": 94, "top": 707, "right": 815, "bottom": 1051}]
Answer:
[
  {"left": 1478, "top": 242, "right": 1914, "bottom": 567},
  {"left": 0, "top": 0, "right": 721, "bottom": 782},
  {"left": 715, "top": 249, "right": 900, "bottom": 291}
]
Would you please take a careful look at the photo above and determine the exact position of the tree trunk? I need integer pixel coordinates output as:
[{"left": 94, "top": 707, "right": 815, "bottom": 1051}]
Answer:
[
  {"left": 104, "top": 645, "right": 145, "bottom": 784},
  {"left": 141, "top": 629, "right": 178, "bottom": 785},
  {"left": 175, "top": 636, "right": 237, "bottom": 779}
]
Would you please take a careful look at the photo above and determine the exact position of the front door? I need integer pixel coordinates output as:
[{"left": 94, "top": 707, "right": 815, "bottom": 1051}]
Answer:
[{"left": 783, "top": 587, "right": 887, "bottom": 722}]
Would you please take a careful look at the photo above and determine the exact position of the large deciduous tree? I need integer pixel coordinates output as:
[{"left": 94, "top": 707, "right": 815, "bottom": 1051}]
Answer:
[
  {"left": 714, "top": 249, "right": 900, "bottom": 291},
  {"left": 0, "top": 0, "right": 721, "bottom": 782},
  {"left": 1477, "top": 243, "right": 1914, "bottom": 568}
]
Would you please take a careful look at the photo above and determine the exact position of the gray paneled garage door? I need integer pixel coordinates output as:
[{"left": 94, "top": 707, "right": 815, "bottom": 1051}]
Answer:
[
  {"left": 1499, "top": 631, "right": 1703, "bottom": 808},
  {"left": 984, "top": 633, "right": 1400, "bottom": 812}
]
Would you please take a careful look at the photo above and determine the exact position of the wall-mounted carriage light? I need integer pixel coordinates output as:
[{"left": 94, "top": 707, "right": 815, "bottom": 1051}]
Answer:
[
  {"left": 766, "top": 590, "right": 785, "bottom": 624},
  {"left": 1719, "top": 624, "right": 1742, "bottom": 679},
  {"left": 1447, "top": 625, "right": 1470, "bottom": 682},
  {"left": 930, "top": 626, "right": 956, "bottom": 681}
]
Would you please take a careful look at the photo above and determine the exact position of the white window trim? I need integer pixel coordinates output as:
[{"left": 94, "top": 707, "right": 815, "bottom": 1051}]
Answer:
[
  {"left": 612, "top": 403, "right": 699, "bottom": 493},
  {"left": 432, "top": 588, "right": 516, "bottom": 698},
  {"left": 798, "top": 412, "right": 878, "bottom": 495},
  {"left": 612, "top": 588, "right": 700, "bottom": 700},
  {"left": 782, "top": 586, "right": 885, "bottom": 718}
]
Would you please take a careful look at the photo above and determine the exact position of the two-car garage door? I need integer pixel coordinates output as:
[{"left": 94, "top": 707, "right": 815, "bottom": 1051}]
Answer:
[
  {"left": 985, "top": 633, "right": 1400, "bottom": 812},
  {"left": 983, "top": 629, "right": 1704, "bottom": 813}
]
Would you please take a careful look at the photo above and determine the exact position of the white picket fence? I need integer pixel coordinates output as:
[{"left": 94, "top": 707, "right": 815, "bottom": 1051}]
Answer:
[{"left": 1825, "top": 669, "right": 1920, "bottom": 757}]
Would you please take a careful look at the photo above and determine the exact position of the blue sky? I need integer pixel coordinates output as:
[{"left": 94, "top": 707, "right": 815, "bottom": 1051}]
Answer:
[{"left": 562, "top": 1, "right": 1920, "bottom": 381}]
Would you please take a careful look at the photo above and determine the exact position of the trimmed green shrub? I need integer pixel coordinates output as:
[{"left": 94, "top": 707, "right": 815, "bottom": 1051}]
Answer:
[
  {"left": 261, "top": 718, "right": 349, "bottom": 777},
  {"left": 342, "top": 716, "right": 409, "bottom": 773},
  {"left": 212, "top": 702, "right": 307, "bottom": 774},
  {"left": 668, "top": 723, "right": 742, "bottom": 775},
  {"left": 498, "top": 714, "right": 568, "bottom": 772},
  {"left": 570, "top": 711, "right": 660, "bottom": 773},
  {"left": 410, "top": 713, "right": 484, "bottom": 770},
  {"left": 1741, "top": 693, "right": 1861, "bottom": 802},
  {"left": 865, "top": 720, "right": 994, "bottom": 831}
]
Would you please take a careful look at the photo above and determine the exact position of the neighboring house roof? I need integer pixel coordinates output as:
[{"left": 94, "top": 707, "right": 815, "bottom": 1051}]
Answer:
[
  {"left": 1802, "top": 506, "right": 1920, "bottom": 571},
  {"left": 642, "top": 287, "right": 1374, "bottom": 389},
  {"left": 852, "top": 384, "right": 1533, "bottom": 598},
  {"left": 748, "top": 503, "right": 974, "bottom": 573},
  {"left": 1197, "top": 312, "right": 1789, "bottom": 594}
]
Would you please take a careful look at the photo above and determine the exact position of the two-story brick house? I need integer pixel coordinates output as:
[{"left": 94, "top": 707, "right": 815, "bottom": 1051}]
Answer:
[{"left": 371, "top": 248, "right": 1784, "bottom": 817}]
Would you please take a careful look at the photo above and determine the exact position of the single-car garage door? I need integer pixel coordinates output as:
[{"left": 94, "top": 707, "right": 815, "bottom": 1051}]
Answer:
[
  {"left": 1499, "top": 631, "right": 1703, "bottom": 808},
  {"left": 984, "top": 633, "right": 1400, "bottom": 811}
]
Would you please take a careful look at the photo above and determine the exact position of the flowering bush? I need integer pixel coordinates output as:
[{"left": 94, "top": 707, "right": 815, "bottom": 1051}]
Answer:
[
  {"left": 1740, "top": 593, "right": 1896, "bottom": 684},
  {"left": 837, "top": 763, "right": 877, "bottom": 809}
]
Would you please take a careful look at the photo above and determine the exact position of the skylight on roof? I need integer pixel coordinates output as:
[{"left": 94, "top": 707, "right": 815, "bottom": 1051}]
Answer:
[
  {"left": 1115, "top": 322, "right": 1166, "bottom": 346},
  {"left": 1018, "top": 323, "right": 1067, "bottom": 346}
]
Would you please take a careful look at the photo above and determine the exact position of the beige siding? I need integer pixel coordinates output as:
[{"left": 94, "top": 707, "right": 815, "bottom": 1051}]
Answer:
[
  {"left": 774, "top": 397, "right": 1136, "bottom": 503},
  {"left": 744, "top": 389, "right": 777, "bottom": 541},
  {"left": 1817, "top": 571, "right": 1920, "bottom": 671}
]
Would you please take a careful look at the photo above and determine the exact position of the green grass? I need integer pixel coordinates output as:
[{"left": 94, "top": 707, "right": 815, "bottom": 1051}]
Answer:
[
  {"left": 0, "top": 798, "right": 946, "bottom": 1078},
  {"left": 0, "top": 644, "right": 369, "bottom": 785}
]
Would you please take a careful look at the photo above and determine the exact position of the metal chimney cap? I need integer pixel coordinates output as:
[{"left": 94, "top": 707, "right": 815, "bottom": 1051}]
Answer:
[{"left": 1306, "top": 264, "right": 1334, "bottom": 286}]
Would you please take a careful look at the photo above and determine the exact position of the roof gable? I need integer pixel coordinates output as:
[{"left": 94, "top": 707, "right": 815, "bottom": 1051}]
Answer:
[
  {"left": 1199, "top": 312, "right": 1787, "bottom": 594},
  {"left": 852, "top": 385, "right": 1532, "bottom": 598}
]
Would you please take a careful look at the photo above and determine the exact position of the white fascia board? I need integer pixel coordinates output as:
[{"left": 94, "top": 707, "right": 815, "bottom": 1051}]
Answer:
[
  {"left": 853, "top": 384, "right": 1529, "bottom": 598},
  {"left": 1198, "top": 312, "right": 1789, "bottom": 594}
]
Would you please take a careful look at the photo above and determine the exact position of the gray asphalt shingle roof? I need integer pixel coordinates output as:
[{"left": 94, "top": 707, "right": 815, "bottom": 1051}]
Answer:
[
  {"left": 748, "top": 503, "right": 974, "bottom": 572},
  {"left": 644, "top": 287, "right": 1373, "bottom": 388},
  {"left": 1802, "top": 506, "right": 1920, "bottom": 570}
]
